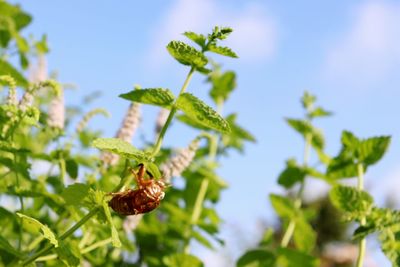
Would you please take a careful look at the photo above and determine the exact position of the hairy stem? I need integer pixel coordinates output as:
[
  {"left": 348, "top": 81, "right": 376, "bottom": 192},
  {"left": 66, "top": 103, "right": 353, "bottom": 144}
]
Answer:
[
  {"left": 281, "top": 133, "right": 311, "bottom": 247},
  {"left": 356, "top": 163, "right": 366, "bottom": 267},
  {"left": 151, "top": 67, "right": 195, "bottom": 158}
]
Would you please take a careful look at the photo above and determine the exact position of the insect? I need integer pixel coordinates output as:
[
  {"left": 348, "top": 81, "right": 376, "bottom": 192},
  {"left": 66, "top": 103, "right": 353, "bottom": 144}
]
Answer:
[{"left": 109, "top": 164, "right": 166, "bottom": 215}]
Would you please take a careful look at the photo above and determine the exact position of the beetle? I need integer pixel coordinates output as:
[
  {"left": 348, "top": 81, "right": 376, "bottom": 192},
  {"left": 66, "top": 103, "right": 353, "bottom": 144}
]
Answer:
[{"left": 109, "top": 164, "right": 166, "bottom": 215}]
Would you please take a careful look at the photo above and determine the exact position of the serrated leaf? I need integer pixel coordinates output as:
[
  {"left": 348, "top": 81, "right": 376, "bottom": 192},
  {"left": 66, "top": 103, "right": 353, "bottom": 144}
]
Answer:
[
  {"left": 119, "top": 88, "right": 175, "bottom": 108},
  {"left": 326, "top": 158, "right": 357, "bottom": 179},
  {"left": 176, "top": 114, "right": 210, "bottom": 131},
  {"left": 270, "top": 194, "right": 297, "bottom": 219},
  {"left": 65, "top": 159, "right": 78, "bottom": 179},
  {"left": 61, "top": 183, "right": 90, "bottom": 205},
  {"left": 237, "top": 249, "right": 276, "bottom": 267},
  {"left": 163, "top": 253, "right": 203, "bottom": 267},
  {"left": 16, "top": 213, "right": 58, "bottom": 247},
  {"left": 208, "top": 45, "right": 238, "bottom": 58},
  {"left": 277, "top": 248, "right": 319, "bottom": 267},
  {"left": 329, "top": 185, "right": 373, "bottom": 215},
  {"left": 176, "top": 93, "right": 230, "bottom": 134},
  {"left": 358, "top": 135, "right": 391, "bottom": 166},
  {"left": 92, "top": 138, "right": 151, "bottom": 162},
  {"left": 209, "top": 71, "right": 236, "bottom": 103},
  {"left": 102, "top": 199, "right": 121, "bottom": 247},
  {"left": 167, "top": 41, "right": 208, "bottom": 68},
  {"left": 0, "top": 59, "right": 28, "bottom": 88},
  {"left": 183, "top": 31, "right": 206, "bottom": 48},
  {"left": 209, "top": 26, "right": 233, "bottom": 41},
  {"left": 278, "top": 159, "right": 306, "bottom": 188},
  {"left": 286, "top": 119, "right": 324, "bottom": 150}
]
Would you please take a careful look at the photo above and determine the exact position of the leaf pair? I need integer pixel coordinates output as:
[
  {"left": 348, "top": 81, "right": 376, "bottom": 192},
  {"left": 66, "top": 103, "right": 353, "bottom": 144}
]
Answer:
[
  {"left": 120, "top": 88, "right": 230, "bottom": 134},
  {"left": 327, "top": 131, "right": 391, "bottom": 179}
]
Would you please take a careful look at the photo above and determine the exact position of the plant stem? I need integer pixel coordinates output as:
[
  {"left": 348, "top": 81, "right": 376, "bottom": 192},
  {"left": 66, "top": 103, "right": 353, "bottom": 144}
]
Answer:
[
  {"left": 356, "top": 163, "right": 366, "bottom": 267},
  {"left": 22, "top": 207, "right": 101, "bottom": 266},
  {"left": 59, "top": 158, "right": 66, "bottom": 184},
  {"left": 151, "top": 67, "right": 195, "bottom": 158},
  {"left": 35, "top": 238, "right": 113, "bottom": 262},
  {"left": 183, "top": 99, "right": 223, "bottom": 253},
  {"left": 280, "top": 133, "right": 312, "bottom": 247}
]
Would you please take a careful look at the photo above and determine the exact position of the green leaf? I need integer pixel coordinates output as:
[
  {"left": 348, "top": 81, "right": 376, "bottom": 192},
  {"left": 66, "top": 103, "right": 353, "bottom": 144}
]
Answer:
[
  {"left": 65, "top": 159, "right": 78, "bottom": 179},
  {"left": 61, "top": 183, "right": 90, "bottom": 205},
  {"left": 308, "top": 107, "right": 332, "bottom": 118},
  {"left": 209, "top": 26, "right": 233, "bottom": 41},
  {"left": 92, "top": 138, "right": 151, "bottom": 162},
  {"left": 143, "top": 161, "right": 162, "bottom": 179},
  {"left": 163, "top": 253, "right": 204, "bottom": 267},
  {"left": 183, "top": 31, "right": 206, "bottom": 48},
  {"left": 358, "top": 135, "right": 391, "bottom": 166},
  {"left": 278, "top": 159, "right": 306, "bottom": 188},
  {"left": 333, "top": 131, "right": 391, "bottom": 170},
  {"left": 102, "top": 199, "right": 121, "bottom": 247},
  {"left": 222, "top": 114, "right": 256, "bottom": 152},
  {"left": 379, "top": 228, "right": 400, "bottom": 266},
  {"left": 176, "top": 93, "right": 230, "bottom": 134},
  {"left": 301, "top": 91, "right": 316, "bottom": 111},
  {"left": 208, "top": 45, "right": 238, "bottom": 58},
  {"left": 270, "top": 194, "right": 297, "bottom": 219},
  {"left": 277, "top": 248, "right": 319, "bottom": 267},
  {"left": 55, "top": 240, "right": 80, "bottom": 267},
  {"left": 209, "top": 71, "right": 236, "bottom": 103},
  {"left": 16, "top": 213, "right": 58, "bottom": 247},
  {"left": 326, "top": 158, "right": 358, "bottom": 179},
  {"left": 329, "top": 185, "right": 373, "bottom": 215},
  {"left": 119, "top": 88, "right": 175, "bottom": 108},
  {"left": 167, "top": 41, "right": 208, "bottom": 68},
  {"left": 176, "top": 114, "right": 210, "bottom": 131},
  {"left": 0, "top": 59, "right": 28, "bottom": 88},
  {"left": 286, "top": 119, "right": 324, "bottom": 150},
  {"left": 0, "top": 236, "right": 22, "bottom": 258},
  {"left": 192, "top": 230, "right": 213, "bottom": 249},
  {"left": 293, "top": 218, "right": 316, "bottom": 253},
  {"left": 237, "top": 249, "right": 276, "bottom": 267}
]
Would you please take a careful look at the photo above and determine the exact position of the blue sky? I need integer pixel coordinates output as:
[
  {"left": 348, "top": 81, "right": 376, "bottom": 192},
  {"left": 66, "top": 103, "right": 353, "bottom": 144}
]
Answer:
[{"left": 17, "top": 0, "right": 400, "bottom": 265}]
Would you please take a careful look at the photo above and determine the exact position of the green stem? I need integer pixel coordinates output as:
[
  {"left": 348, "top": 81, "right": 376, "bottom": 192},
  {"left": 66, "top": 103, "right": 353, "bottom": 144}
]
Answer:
[
  {"left": 184, "top": 178, "right": 210, "bottom": 254},
  {"left": 151, "top": 67, "right": 195, "bottom": 158},
  {"left": 22, "top": 207, "right": 101, "bottom": 266},
  {"left": 356, "top": 163, "right": 366, "bottom": 267},
  {"left": 35, "top": 238, "right": 113, "bottom": 262},
  {"left": 22, "top": 158, "right": 133, "bottom": 265},
  {"left": 59, "top": 158, "right": 66, "bottom": 184},
  {"left": 280, "top": 133, "right": 312, "bottom": 247},
  {"left": 183, "top": 99, "right": 223, "bottom": 253}
]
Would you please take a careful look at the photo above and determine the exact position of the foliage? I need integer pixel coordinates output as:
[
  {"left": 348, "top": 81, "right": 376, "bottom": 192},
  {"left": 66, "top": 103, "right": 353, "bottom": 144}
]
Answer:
[
  {"left": 0, "top": 2, "right": 256, "bottom": 266},
  {"left": 1, "top": 1, "right": 399, "bottom": 266}
]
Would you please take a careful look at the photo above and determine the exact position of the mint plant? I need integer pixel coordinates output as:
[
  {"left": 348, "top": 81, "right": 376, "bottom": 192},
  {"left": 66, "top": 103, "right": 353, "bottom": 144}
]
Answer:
[{"left": 0, "top": 2, "right": 255, "bottom": 266}]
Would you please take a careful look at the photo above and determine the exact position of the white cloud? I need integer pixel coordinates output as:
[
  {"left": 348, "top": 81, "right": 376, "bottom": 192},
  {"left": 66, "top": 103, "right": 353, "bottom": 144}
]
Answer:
[
  {"left": 147, "top": 0, "right": 277, "bottom": 68},
  {"left": 323, "top": 1, "right": 400, "bottom": 87}
]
